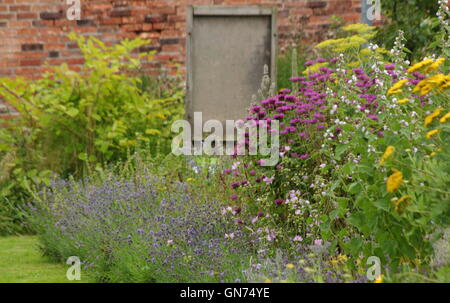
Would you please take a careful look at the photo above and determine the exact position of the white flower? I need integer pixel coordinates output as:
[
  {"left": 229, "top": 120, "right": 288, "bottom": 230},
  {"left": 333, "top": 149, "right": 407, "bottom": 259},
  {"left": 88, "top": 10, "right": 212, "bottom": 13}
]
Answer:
[{"left": 225, "top": 233, "right": 235, "bottom": 239}]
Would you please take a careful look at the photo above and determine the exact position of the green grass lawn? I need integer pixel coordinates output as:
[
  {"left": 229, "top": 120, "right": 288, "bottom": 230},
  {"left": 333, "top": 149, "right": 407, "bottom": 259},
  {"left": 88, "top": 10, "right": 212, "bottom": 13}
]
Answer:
[{"left": 0, "top": 235, "right": 92, "bottom": 283}]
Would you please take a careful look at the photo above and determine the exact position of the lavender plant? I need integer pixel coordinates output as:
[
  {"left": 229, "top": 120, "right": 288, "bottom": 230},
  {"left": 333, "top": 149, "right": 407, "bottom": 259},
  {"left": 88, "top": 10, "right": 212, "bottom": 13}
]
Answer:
[{"left": 29, "top": 164, "right": 256, "bottom": 283}]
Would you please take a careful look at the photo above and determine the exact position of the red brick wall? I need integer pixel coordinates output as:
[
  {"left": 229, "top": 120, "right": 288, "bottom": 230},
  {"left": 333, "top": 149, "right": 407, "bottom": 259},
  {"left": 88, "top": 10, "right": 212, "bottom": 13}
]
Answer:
[{"left": 0, "top": 0, "right": 361, "bottom": 81}]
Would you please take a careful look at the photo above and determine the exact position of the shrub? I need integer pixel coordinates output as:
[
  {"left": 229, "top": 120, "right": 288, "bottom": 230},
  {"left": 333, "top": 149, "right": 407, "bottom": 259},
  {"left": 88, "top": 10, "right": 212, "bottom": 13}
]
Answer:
[
  {"left": 29, "top": 156, "right": 256, "bottom": 282},
  {"left": 221, "top": 29, "right": 449, "bottom": 274},
  {"left": 374, "top": 0, "right": 450, "bottom": 60},
  {"left": 0, "top": 33, "right": 184, "bottom": 235}
]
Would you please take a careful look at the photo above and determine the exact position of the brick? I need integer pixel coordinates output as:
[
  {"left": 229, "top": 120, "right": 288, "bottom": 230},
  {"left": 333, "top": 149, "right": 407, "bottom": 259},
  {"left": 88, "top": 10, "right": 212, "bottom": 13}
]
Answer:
[
  {"left": 113, "top": 1, "right": 129, "bottom": 8},
  {"left": 145, "top": 14, "right": 167, "bottom": 23},
  {"left": 8, "top": 20, "right": 31, "bottom": 28},
  {"left": 160, "top": 38, "right": 179, "bottom": 46},
  {"left": 48, "top": 51, "right": 59, "bottom": 58},
  {"left": 162, "top": 44, "right": 184, "bottom": 52},
  {"left": 21, "top": 43, "right": 44, "bottom": 51},
  {"left": 20, "top": 59, "right": 41, "bottom": 66},
  {"left": 9, "top": 5, "right": 30, "bottom": 12},
  {"left": 0, "top": 13, "right": 14, "bottom": 19},
  {"left": 77, "top": 19, "right": 94, "bottom": 27},
  {"left": 100, "top": 17, "right": 122, "bottom": 25},
  {"left": 40, "top": 11, "right": 64, "bottom": 20},
  {"left": 44, "top": 58, "right": 65, "bottom": 65},
  {"left": 17, "top": 12, "right": 37, "bottom": 19},
  {"left": 66, "top": 42, "right": 79, "bottom": 49},
  {"left": 110, "top": 8, "right": 131, "bottom": 18},
  {"left": 32, "top": 20, "right": 52, "bottom": 27},
  {"left": 139, "top": 45, "right": 161, "bottom": 52},
  {"left": 307, "top": 1, "right": 327, "bottom": 9},
  {"left": 152, "top": 7, "right": 176, "bottom": 15},
  {"left": 67, "top": 58, "right": 85, "bottom": 65}
]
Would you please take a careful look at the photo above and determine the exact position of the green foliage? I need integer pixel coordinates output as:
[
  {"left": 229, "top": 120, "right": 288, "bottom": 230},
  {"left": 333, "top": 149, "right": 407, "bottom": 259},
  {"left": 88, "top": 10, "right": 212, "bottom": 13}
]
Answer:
[
  {"left": 333, "top": 65, "right": 448, "bottom": 270},
  {"left": 0, "top": 33, "right": 184, "bottom": 235},
  {"left": 277, "top": 47, "right": 306, "bottom": 90},
  {"left": 375, "top": 0, "right": 442, "bottom": 60}
]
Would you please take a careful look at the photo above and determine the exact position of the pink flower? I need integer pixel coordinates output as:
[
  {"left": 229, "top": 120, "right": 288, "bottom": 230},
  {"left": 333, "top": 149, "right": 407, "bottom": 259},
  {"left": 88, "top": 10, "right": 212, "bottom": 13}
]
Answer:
[
  {"left": 263, "top": 176, "right": 274, "bottom": 185},
  {"left": 293, "top": 235, "right": 303, "bottom": 242},
  {"left": 266, "top": 229, "right": 276, "bottom": 242},
  {"left": 314, "top": 239, "right": 323, "bottom": 246},
  {"left": 257, "top": 159, "right": 267, "bottom": 166},
  {"left": 385, "top": 63, "right": 395, "bottom": 70},
  {"left": 231, "top": 182, "right": 240, "bottom": 189}
]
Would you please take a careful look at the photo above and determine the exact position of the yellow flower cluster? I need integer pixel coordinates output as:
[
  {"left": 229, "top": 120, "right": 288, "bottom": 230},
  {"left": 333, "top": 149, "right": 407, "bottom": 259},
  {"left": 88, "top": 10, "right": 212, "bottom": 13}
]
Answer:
[
  {"left": 440, "top": 112, "right": 450, "bottom": 123},
  {"left": 425, "top": 58, "right": 445, "bottom": 73},
  {"left": 380, "top": 146, "right": 395, "bottom": 165},
  {"left": 424, "top": 107, "right": 443, "bottom": 127},
  {"left": 303, "top": 62, "right": 329, "bottom": 75},
  {"left": 407, "top": 58, "right": 434, "bottom": 73},
  {"left": 329, "top": 254, "right": 348, "bottom": 267},
  {"left": 315, "top": 35, "right": 368, "bottom": 53},
  {"left": 441, "top": 75, "right": 450, "bottom": 90},
  {"left": 426, "top": 129, "right": 440, "bottom": 139},
  {"left": 341, "top": 23, "right": 375, "bottom": 34},
  {"left": 285, "top": 263, "right": 295, "bottom": 269},
  {"left": 414, "top": 74, "right": 449, "bottom": 95},
  {"left": 387, "top": 79, "right": 409, "bottom": 96},
  {"left": 374, "top": 275, "right": 384, "bottom": 283},
  {"left": 395, "top": 98, "right": 410, "bottom": 104},
  {"left": 394, "top": 195, "right": 410, "bottom": 213},
  {"left": 387, "top": 169, "right": 403, "bottom": 193}
]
